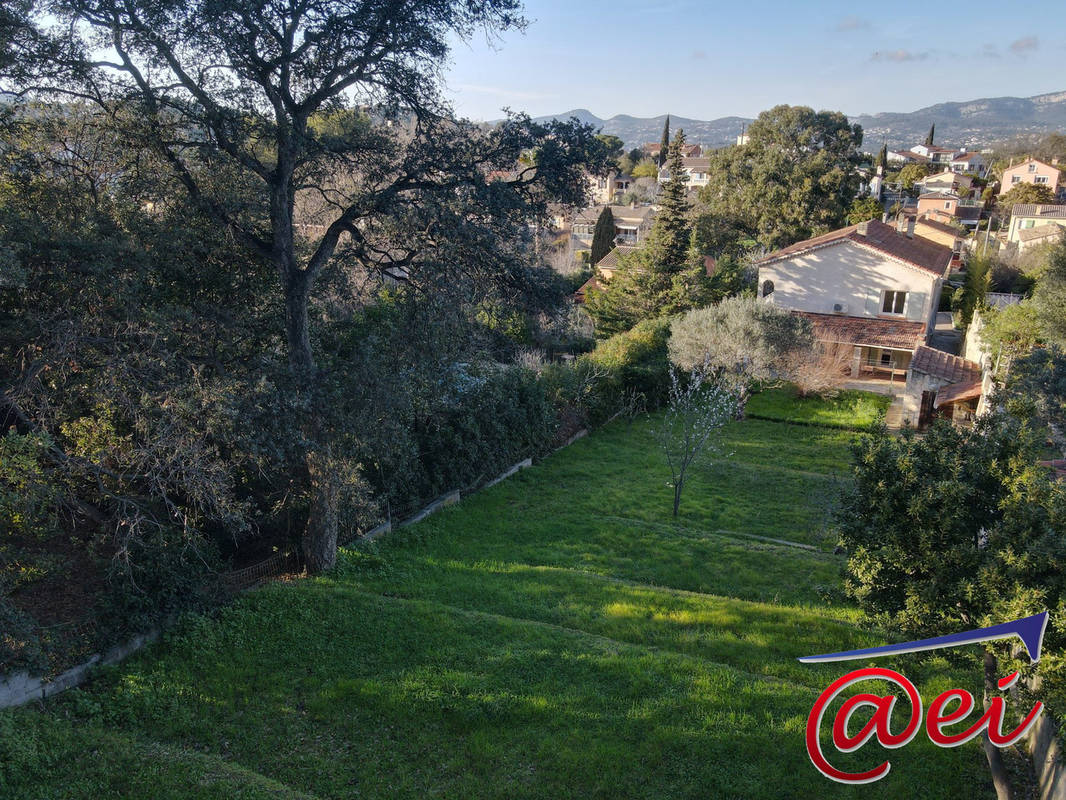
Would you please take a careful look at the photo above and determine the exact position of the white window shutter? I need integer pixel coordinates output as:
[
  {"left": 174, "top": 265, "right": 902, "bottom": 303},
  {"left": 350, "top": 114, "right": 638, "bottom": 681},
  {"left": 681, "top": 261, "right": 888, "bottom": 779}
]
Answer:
[
  {"left": 905, "top": 292, "right": 925, "bottom": 321},
  {"left": 866, "top": 289, "right": 880, "bottom": 315}
]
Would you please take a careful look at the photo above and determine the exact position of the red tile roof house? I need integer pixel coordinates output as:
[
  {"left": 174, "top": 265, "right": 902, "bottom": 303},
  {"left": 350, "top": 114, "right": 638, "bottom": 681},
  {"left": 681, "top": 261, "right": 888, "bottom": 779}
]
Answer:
[{"left": 757, "top": 219, "right": 974, "bottom": 427}]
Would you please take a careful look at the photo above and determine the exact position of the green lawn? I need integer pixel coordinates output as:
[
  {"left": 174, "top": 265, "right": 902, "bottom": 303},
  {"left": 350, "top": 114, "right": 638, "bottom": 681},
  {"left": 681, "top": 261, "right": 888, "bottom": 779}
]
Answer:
[
  {"left": 746, "top": 385, "right": 892, "bottom": 430},
  {"left": 0, "top": 406, "right": 992, "bottom": 799}
]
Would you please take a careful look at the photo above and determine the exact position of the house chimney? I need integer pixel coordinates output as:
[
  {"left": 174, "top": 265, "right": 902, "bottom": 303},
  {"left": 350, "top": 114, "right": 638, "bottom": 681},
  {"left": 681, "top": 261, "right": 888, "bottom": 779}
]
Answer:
[{"left": 857, "top": 221, "right": 869, "bottom": 236}]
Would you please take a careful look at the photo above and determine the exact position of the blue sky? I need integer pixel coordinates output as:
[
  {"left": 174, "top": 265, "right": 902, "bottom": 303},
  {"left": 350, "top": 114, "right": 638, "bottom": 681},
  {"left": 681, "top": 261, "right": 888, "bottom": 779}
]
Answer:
[{"left": 443, "top": 0, "right": 1065, "bottom": 121}]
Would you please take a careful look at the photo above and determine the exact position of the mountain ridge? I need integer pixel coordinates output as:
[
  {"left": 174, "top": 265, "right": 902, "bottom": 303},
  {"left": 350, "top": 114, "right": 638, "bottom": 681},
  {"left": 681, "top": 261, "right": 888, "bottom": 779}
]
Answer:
[{"left": 521, "top": 91, "right": 1066, "bottom": 152}]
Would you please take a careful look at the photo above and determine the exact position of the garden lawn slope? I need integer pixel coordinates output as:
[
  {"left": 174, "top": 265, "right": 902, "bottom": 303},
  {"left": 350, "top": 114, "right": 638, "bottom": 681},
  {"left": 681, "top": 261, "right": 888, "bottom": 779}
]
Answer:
[{"left": 1, "top": 407, "right": 991, "bottom": 799}]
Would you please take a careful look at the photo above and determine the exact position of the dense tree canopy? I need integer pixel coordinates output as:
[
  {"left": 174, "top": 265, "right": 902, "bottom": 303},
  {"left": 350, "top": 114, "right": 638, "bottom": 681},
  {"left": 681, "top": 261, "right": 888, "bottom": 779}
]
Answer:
[
  {"left": 695, "top": 105, "right": 863, "bottom": 251},
  {"left": 8, "top": 0, "right": 611, "bottom": 571},
  {"left": 999, "top": 182, "right": 1057, "bottom": 213}
]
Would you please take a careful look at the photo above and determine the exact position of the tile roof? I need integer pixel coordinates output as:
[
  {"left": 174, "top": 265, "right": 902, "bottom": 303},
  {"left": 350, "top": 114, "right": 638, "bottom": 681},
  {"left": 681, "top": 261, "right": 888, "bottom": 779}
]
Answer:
[
  {"left": 911, "top": 345, "right": 982, "bottom": 383},
  {"left": 574, "top": 275, "right": 601, "bottom": 302},
  {"left": 915, "top": 216, "right": 962, "bottom": 237},
  {"left": 1012, "top": 204, "right": 1066, "bottom": 220},
  {"left": 793, "top": 311, "right": 926, "bottom": 350},
  {"left": 758, "top": 219, "right": 952, "bottom": 276},
  {"left": 595, "top": 245, "right": 639, "bottom": 269},
  {"left": 682, "top": 157, "right": 711, "bottom": 170},
  {"left": 918, "top": 192, "right": 959, "bottom": 200},
  {"left": 934, "top": 380, "right": 983, "bottom": 408},
  {"left": 952, "top": 152, "right": 983, "bottom": 161},
  {"left": 574, "top": 204, "right": 656, "bottom": 225},
  {"left": 1019, "top": 224, "right": 1065, "bottom": 243}
]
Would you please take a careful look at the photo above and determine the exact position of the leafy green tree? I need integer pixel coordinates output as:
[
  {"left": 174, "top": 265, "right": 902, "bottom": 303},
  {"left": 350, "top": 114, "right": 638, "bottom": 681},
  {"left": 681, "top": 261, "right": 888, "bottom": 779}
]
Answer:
[
  {"left": 925, "top": 123, "right": 935, "bottom": 147},
  {"left": 658, "top": 115, "right": 671, "bottom": 167},
  {"left": 898, "top": 162, "right": 931, "bottom": 190},
  {"left": 631, "top": 158, "right": 659, "bottom": 178},
  {"left": 999, "top": 182, "right": 1057, "bottom": 214},
  {"left": 846, "top": 195, "right": 884, "bottom": 224},
  {"left": 27, "top": 0, "right": 607, "bottom": 571},
  {"left": 839, "top": 416, "right": 1066, "bottom": 799},
  {"left": 595, "top": 133, "right": 624, "bottom": 164},
  {"left": 696, "top": 104, "right": 863, "bottom": 250},
  {"left": 982, "top": 301, "right": 1041, "bottom": 371},
  {"left": 590, "top": 206, "right": 615, "bottom": 267},
  {"left": 1033, "top": 242, "right": 1066, "bottom": 348}
]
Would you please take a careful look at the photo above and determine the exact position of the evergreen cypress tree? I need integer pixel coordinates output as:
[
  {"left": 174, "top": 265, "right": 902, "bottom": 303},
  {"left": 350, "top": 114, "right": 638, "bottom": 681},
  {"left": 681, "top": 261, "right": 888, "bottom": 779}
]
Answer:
[
  {"left": 590, "top": 206, "right": 616, "bottom": 267},
  {"left": 925, "top": 123, "right": 935, "bottom": 147},
  {"left": 658, "top": 114, "right": 671, "bottom": 167},
  {"left": 877, "top": 143, "right": 888, "bottom": 172}
]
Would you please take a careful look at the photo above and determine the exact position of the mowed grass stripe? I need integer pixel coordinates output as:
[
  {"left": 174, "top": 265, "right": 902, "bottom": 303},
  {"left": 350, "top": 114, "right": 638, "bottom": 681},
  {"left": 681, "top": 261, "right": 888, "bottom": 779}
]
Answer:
[{"left": 27, "top": 583, "right": 987, "bottom": 799}]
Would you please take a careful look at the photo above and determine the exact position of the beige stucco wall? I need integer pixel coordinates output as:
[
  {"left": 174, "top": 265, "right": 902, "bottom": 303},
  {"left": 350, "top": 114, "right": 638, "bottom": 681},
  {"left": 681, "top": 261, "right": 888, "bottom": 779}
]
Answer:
[
  {"left": 1000, "top": 161, "right": 1062, "bottom": 196},
  {"left": 758, "top": 240, "right": 943, "bottom": 334},
  {"left": 1007, "top": 215, "right": 1066, "bottom": 244}
]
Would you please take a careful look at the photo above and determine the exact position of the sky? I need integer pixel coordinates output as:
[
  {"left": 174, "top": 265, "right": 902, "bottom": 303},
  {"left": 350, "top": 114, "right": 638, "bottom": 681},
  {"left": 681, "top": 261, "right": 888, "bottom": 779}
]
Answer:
[{"left": 443, "top": 0, "right": 1066, "bottom": 122}]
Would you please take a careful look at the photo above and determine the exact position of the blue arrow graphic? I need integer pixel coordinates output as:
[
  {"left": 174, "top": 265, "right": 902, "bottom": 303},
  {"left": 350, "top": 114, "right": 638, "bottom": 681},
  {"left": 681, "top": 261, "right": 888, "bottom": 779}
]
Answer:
[{"left": 798, "top": 611, "right": 1049, "bottom": 664}]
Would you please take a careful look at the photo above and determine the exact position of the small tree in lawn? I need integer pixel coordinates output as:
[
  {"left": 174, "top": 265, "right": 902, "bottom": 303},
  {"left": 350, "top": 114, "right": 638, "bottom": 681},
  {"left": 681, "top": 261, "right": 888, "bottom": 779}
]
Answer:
[{"left": 659, "top": 364, "right": 741, "bottom": 517}]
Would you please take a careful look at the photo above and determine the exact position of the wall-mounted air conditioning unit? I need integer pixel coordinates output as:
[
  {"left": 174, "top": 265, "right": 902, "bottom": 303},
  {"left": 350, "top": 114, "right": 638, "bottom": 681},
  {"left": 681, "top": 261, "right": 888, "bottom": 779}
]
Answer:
[{"left": 832, "top": 302, "right": 848, "bottom": 314}]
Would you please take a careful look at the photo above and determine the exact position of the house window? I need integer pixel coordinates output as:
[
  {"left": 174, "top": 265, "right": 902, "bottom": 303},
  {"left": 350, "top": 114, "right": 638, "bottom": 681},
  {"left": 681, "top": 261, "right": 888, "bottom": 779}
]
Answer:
[
  {"left": 1029, "top": 163, "right": 1037, "bottom": 172},
  {"left": 1012, "top": 176, "right": 1021, "bottom": 184},
  {"left": 944, "top": 201, "right": 951, "bottom": 209},
  {"left": 1036, "top": 176, "right": 1049, "bottom": 184},
  {"left": 882, "top": 290, "right": 906, "bottom": 315},
  {"left": 1021, "top": 220, "right": 1036, "bottom": 229},
  {"left": 880, "top": 351, "right": 893, "bottom": 368},
  {"left": 761, "top": 279, "right": 774, "bottom": 298}
]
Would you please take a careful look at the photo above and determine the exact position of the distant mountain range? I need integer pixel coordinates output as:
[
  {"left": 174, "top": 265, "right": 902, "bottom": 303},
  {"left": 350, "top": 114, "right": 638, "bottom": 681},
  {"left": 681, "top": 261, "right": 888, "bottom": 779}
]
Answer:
[{"left": 526, "top": 91, "right": 1066, "bottom": 153}]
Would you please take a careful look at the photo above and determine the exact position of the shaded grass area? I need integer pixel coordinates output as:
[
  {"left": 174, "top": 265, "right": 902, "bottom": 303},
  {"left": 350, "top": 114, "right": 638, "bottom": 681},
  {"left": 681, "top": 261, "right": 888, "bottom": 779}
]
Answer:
[
  {"left": 746, "top": 386, "right": 892, "bottom": 430},
  {"left": 1, "top": 412, "right": 991, "bottom": 799}
]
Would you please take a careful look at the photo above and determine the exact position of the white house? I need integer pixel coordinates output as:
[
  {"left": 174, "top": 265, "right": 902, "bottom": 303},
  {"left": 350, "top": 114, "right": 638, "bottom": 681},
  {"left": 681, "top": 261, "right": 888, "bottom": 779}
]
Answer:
[{"left": 757, "top": 219, "right": 956, "bottom": 425}]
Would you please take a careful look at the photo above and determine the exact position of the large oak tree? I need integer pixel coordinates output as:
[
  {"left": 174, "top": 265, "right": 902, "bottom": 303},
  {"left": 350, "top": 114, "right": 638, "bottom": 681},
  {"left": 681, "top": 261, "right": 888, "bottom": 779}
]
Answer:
[{"left": 17, "top": 0, "right": 607, "bottom": 570}]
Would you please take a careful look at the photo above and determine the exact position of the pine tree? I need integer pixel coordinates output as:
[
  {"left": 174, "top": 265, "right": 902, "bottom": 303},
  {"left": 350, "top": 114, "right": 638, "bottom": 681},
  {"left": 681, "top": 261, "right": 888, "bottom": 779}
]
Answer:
[
  {"left": 925, "top": 123, "right": 935, "bottom": 147},
  {"left": 590, "top": 206, "right": 616, "bottom": 267},
  {"left": 653, "top": 129, "right": 692, "bottom": 265},
  {"left": 658, "top": 114, "right": 671, "bottom": 167},
  {"left": 876, "top": 143, "right": 888, "bottom": 172}
]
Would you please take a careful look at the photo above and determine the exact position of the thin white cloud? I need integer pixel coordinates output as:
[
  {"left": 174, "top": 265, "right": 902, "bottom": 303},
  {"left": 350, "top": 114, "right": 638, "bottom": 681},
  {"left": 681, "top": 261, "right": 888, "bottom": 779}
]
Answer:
[
  {"left": 871, "top": 49, "right": 929, "bottom": 63},
  {"left": 1009, "top": 36, "right": 1039, "bottom": 54},
  {"left": 835, "top": 16, "right": 869, "bottom": 32}
]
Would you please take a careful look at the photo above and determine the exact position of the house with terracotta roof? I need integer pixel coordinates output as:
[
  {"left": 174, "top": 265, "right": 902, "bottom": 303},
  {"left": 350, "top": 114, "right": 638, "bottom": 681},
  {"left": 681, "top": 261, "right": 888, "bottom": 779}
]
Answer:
[
  {"left": 905, "top": 346, "right": 986, "bottom": 428},
  {"left": 950, "top": 152, "right": 986, "bottom": 176},
  {"left": 756, "top": 219, "right": 969, "bottom": 425},
  {"left": 1000, "top": 159, "right": 1062, "bottom": 197},
  {"left": 917, "top": 170, "right": 973, "bottom": 195},
  {"left": 572, "top": 205, "right": 656, "bottom": 247},
  {"left": 1006, "top": 204, "right": 1066, "bottom": 246}
]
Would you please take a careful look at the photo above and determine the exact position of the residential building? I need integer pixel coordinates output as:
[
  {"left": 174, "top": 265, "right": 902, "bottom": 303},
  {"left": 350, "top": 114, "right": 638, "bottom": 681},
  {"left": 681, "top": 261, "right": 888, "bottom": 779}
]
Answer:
[
  {"left": 887, "top": 148, "right": 929, "bottom": 165},
  {"left": 680, "top": 157, "right": 711, "bottom": 188},
  {"left": 589, "top": 171, "right": 633, "bottom": 204},
  {"left": 950, "top": 152, "right": 986, "bottom": 176},
  {"left": 910, "top": 144, "right": 963, "bottom": 165},
  {"left": 757, "top": 219, "right": 962, "bottom": 426},
  {"left": 572, "top": 204, "right": 656, "bottom": 246},
  {"left": 913, "top": 214, "right": 965, "bottom": 262},
  {"left": 593, "top": 245, "right": 639, "bottom": 280},
  {"left": 1006, "top": 204, "right": 1066, "bottom": 244},
  {"left": 999, "top": 159, "right": 1062, "bottom": 196},
  {"left": 917, "top": 170, "right": 973, "bottom": 195}
]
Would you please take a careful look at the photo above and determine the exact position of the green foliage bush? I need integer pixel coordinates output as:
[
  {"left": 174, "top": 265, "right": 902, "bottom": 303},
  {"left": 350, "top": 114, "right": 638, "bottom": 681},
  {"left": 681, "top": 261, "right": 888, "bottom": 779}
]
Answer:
[
  {"left": 0, "top": 597, "right": 46, "bottom": 674},
  {"left": 582, "top": 317, "right": 672, "bottom": 417},
  {"left": 0, "top": 432, "right": 60, "bottom": 539}
]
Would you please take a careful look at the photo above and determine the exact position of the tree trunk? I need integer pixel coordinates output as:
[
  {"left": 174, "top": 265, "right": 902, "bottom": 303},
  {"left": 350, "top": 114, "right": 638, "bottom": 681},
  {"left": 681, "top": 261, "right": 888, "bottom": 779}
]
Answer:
[
  {"left": 672, "top": 476, "right": 683, "bottom": 517},
  {"left": 302, "top": 448, "right": 339, "bottom": 573},
  {"left": 982, "top": 648, "right": 1013, "bottom": 800}
]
